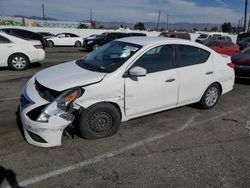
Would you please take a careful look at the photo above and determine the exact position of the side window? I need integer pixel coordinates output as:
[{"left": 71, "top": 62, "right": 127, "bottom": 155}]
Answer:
[
  {"left": 176, "top": 45, "right": 210, "bottom": 67},
  {"left": 132, "top": 45, "right": 174, "bottom": 74},
  {"left": 0, "top": 36, "right": 11, "bottom": 43}
]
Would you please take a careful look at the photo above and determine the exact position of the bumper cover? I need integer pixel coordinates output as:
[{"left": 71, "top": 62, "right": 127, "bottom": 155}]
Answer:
[{"left": 19, "top": 77, "right": 72, "bottom": 147}]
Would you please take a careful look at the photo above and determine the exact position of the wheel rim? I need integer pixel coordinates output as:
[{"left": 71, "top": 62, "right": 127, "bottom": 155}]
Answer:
[
  {"left": 48, "top": 41, "right": 53, "bottom": 47},
  {"left": 76, "top": 42, "right": 81, "bottom": 47},
  {"left": 93, "top": 44, "right": 99, "bottom": 50},
  {"left": 12, "top": 56, "right": 27, "bottom": 69},
  {"left": 89, "top": 111, "right": 113, "bottom": 135},
  {"left": 205, "top": 87, "right": 218, "bottom": 107}
]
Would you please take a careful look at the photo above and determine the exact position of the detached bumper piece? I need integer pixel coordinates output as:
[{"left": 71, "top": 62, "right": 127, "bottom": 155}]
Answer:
[{"left": 26, "top": 129, "right": 47, "bottom": 143}]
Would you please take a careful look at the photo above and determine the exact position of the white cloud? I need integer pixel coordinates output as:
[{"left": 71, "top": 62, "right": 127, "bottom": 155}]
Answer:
[{"left": 0, "top": 0, "right": 243, "bottom": 24}]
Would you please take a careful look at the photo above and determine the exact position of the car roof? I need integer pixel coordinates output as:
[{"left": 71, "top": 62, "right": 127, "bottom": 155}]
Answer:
[{"left": 116, "top": 36, "right": 197, "bottom": 47}]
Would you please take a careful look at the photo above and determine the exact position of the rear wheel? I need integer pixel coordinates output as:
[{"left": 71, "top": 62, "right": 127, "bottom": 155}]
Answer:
[
  {"left": 47, "top": 40, "right": 54, "bottom": 47},
  {"left": 200, "top": 83, "right": 220, "bottom": 109},
  {"left": 8, "top": 54, "right": 29, "bottom": 71},
  {"left": 75, "top": 41, "right": 82, "bottom": 47},
  {"left": 78, "top": 103, "right": 121, "bottom": 139}
]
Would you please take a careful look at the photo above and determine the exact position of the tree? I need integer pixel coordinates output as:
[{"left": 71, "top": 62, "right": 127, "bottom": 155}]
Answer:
[
  {"left": 78, "top": 23, "right": 89, "bottom": 29},
  {"left": 134, "top": 22, "right": 146, "bottom": 30},
  {"left": 210, "top": 26, "right": 218, "bottom": 32},
  {"left": 221, "top": 22, "right": 232, "bottom": 33}
]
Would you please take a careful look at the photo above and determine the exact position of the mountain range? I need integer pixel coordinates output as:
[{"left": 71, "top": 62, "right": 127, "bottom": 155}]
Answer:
[{"left": 12, "top": 15, "right": 225, "bottom": 30}]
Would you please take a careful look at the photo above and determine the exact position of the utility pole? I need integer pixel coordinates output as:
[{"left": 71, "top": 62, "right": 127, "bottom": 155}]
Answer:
[
  {"left": 42, "top": 4, "right": 45, "bottom": 20},
  {"left": 156, "top": 10, "right": 161, "bottom": 31},
  {"left": 90, "top": 8, "right": 92, "bottom": 28},
  {"left": 244, "top": 0, "right": 248, "bottom": 32},
  {"left": 167, "top": 14, "right": 169, "bottom": 31}
]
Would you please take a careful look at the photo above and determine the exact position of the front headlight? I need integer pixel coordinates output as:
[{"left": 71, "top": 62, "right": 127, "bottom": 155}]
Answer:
[
  {"left": 87, "top": 41, "right": 93, "bottom": 44},
  {"left": 37, "top": 87, "right": 83, "bottom": 122}
]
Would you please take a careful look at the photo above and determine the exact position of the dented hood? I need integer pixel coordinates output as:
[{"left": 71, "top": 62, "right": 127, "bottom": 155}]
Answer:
[{"left": 35, "top": 60, "right": 106, "bottom": 91}]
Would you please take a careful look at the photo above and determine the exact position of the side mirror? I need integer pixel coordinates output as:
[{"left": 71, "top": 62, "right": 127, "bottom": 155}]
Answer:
[{"left": 128, "top": 66, "right": 147, "bottom": 77}]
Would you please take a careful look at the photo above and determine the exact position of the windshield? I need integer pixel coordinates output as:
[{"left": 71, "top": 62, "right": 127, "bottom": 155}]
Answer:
[
  {"left": 96, "top": 33, "right": 107, "bottom": 39},
  {"left": 198, "top": 34, "right": 208, "bottom": 39},
  {"left": 77, "top": 41, "right": 142, "bottom": 73}
]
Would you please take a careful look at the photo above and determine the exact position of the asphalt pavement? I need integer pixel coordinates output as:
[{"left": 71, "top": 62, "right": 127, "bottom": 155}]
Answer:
[{"left": 0, "top": 47, "right": 250, "bottom": 188}]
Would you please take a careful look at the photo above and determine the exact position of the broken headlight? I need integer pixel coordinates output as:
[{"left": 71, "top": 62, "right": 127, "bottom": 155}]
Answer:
[{"left": 37, "top": 87, "right": 83, "bottom": 122}]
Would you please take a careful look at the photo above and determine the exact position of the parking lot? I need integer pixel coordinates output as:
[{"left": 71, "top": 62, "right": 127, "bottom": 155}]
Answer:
[{"left": 1, "top": 47, "right": 250, "bottom": 188}]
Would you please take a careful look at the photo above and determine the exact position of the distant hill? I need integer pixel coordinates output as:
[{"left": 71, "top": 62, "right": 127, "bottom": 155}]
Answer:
[
  {"left": 94, "top": 21, "right": 221, "bottom": 31},
  {"left": 13, "top": 15, "right": 58, "bottom": 21}
]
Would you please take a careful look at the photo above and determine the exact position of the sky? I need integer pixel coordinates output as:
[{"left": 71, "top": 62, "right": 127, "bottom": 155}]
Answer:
[{"left": 0, "top": 0, "right": 247, "bottom": 24}]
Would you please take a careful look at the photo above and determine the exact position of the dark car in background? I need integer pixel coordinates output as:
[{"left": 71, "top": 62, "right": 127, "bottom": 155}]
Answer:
[
  {"left": 159, "top": 32, "right": 191, "bottom": 40},
  {"left": 237, "top": 38, "right": 250, "bottom": 50},
  {"left": 0, "top": 28, "right": 46, "bottom": 49},
  {"left": 82, "top": 32, "right": 146, "bottom": 51},
  {"left": 236, "top": 32, "right": 250, "bottom": 45},
  {"left": 231, "top": 47, "right": 250, "bottom": 78},
  {"left": 37, "top": 32, "right": 55, "bottom": 38}
]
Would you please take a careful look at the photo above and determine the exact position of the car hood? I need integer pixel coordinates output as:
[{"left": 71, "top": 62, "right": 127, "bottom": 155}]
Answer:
[{"left": 35, "top": 60, "right": 106, "bottom": 91}]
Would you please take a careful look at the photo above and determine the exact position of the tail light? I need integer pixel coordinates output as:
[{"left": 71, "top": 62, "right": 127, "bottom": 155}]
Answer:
[
  {"left": 227, "top": 63, "right": 235, "bottom": 69},
  {"left": 33, "top": 44, "right": 43, "bottom": 49}
]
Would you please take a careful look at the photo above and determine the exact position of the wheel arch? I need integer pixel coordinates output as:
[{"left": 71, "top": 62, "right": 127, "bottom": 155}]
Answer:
[{"left": 8, "top": 52, "right": 30, "bottom": 64}]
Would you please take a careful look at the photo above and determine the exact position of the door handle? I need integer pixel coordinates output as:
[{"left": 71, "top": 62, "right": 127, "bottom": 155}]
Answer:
[
  {"left": 165, "top": 78, "right": 175, "bottom": 82},
  {"left": 206, "top": 71, "right": 213, "bottom": 75}
]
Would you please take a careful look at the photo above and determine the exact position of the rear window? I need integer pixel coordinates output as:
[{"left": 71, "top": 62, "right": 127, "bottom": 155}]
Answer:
[
  {"left": 176, "top": 45, "right": 210, "bottom": 67},
  {"left": 0, "top": 35, "right": 11, "bottom": 43},
  {"left": 206, "top": 41, "right": 220, "bottom": 47}
]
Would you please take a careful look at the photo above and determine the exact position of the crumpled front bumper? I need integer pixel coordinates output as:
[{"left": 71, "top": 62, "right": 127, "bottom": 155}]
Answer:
[{"left": 19, "top": 76, "right": 72, "bottom": 147}]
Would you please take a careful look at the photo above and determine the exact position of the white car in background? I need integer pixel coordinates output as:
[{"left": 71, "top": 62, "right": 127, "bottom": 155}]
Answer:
[
  {"left": 19, "top": 37, "right": 234, "bottom": 147},
  {"left": 46, "top": 33, "right": 83, "bottom": 47},
  {"left": 0, "top": 32, "right": 45, "bottom": 70}
]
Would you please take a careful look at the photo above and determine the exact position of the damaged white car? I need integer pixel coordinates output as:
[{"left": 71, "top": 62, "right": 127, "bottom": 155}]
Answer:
[{"left": 19, "top": 37, "right": 235, "bottom": 147}]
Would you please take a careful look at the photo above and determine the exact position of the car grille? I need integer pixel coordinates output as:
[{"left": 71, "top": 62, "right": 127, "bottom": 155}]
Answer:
[{"left": 35, "top": 79, "right": 61, "bottom": 102}]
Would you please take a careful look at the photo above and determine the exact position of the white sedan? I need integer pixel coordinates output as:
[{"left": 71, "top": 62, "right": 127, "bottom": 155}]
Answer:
[
  {"left": 19, "top": 37, "right": 234, "bottom": 147},
  {"left": 0, "top": 32, "right": 45, "bottom": 70},
  {"left": 46, "top": 33, "right": 83, "bottom": 47}
]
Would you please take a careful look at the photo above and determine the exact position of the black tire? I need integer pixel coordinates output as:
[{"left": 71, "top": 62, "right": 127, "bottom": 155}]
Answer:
[
  {"left": 92, "top": 44, "right": 100, "bottom": 51},
  {"left": 75, "top": 41, "right": 82, "bottom": 47},
  {"left": 78, "top": 103, "right": 121, "bottom": 139},
  {"left": 47, "top": 40, "right": 54, "bottom": 47},
  {"left": 200, "top": 83, "right": 220, "bottom": 109},
  {"left": 8, "top": 54, "right": 29, "bottom": 71}
]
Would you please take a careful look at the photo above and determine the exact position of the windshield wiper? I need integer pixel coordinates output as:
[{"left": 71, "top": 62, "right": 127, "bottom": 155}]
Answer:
[{"left": 82, "top": 61, "right": 108, "bottom": 73}]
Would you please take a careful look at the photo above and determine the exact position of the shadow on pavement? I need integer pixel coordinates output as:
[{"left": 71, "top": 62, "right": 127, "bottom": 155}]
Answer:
[{"left": 0, "top": 166, "right": 23, "bottom": 188}]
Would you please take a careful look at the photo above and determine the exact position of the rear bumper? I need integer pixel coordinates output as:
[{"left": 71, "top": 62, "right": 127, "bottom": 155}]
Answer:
[{"left": 30, "top": 49, "right": 45, "bottom": 63}]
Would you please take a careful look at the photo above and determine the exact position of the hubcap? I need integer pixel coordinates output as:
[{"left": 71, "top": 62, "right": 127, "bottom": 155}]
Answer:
[
  {"left": 89, "top": 112, "right": 113, "bottom": 135},
  {"left": 12, "top": 56, "right": 26, "bottom": 69},
  {"left": 205, "top": 87, "right": 218, "bottom": 107}
]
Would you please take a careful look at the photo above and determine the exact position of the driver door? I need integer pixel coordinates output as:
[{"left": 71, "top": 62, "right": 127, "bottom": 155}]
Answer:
[{"left": 124, "top": 45, "right": 179, "bottom": 118}]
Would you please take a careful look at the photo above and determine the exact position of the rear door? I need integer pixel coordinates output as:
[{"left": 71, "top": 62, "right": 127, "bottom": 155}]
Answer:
[
  {"left": 175, "top": 44, "right": 214, "bottom": 105},
  {"left": 0, "top": 35, "right": 14, "bottom": 66}
]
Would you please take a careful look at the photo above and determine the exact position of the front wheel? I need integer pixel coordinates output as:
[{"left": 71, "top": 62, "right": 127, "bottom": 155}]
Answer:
[
  {"left": 200, "top": 83, "right": 220, "bottom": 109},
  {"left": 78, "top": 103, "right": 121, "bottom": 139},
  {"left": 47, "top": 40, "right": 54, "bottom": 47},
  {"left": 75, "top": 41, "right": 82, "bottom": 47}
]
